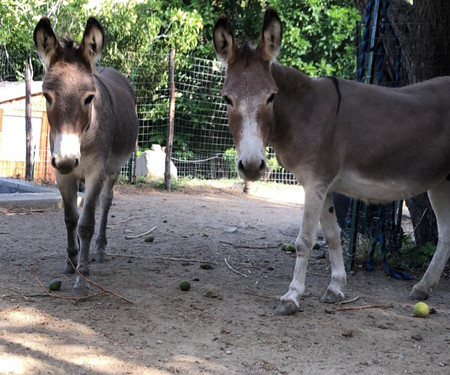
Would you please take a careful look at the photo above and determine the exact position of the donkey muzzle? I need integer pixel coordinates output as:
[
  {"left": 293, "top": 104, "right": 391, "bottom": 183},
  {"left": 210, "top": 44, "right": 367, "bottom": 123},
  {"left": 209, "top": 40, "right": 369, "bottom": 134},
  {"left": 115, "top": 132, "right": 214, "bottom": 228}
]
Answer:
[
  {"left": 237, "top": 157, "right": 267, "bottom": 181},
  {"left": 51, "top": 156, "right": 79, "bottom": 174},
  {"left": 51, "top": 133, "right": 81, "bottom": 174}
]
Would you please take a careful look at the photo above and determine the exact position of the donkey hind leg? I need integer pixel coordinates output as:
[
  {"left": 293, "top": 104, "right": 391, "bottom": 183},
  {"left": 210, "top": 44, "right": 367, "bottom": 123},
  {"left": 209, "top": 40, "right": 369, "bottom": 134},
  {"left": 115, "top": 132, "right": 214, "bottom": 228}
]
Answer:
[
  {"left": 319, "top": 193, "right": 346, "bottom": 303},
  {"left": 74, "top": 175, "right": 103, "bottom": 290},
  {"left": 411, "top": 179, "right": 450, "bottom": 300},
  {"left": 57, "top": 174, "right": 80, "bottom": 274},
  {"left": 94, "top": 172, "right": 119, "bottom": 263},
  {"left": 275, "top": 186, "right": 325, "bottom": 316}
]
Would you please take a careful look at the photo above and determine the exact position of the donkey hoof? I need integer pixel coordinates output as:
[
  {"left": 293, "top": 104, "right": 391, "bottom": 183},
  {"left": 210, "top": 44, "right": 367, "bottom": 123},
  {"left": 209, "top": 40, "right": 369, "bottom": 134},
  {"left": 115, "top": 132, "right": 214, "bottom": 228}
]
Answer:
[
  {"left": 320, "top": 289, "right": 344, "bottom": 304},
  {"left": 64, "top": 262, "right": 76, "bottom": 274},
  {"left": 73, "top": 285, "right": 89, "bottom": 297},
  {"left": 275, "top": 300, "right": 299, "bottom": 316},
  {"left": 74, "top": 275, "right": 89, "bottom": 292},
  {"left": 410, "top": 287, "right": 429, "bottom": 301},
  {"left": 95, "top": 251, "right": 106, "bottom": 263}
]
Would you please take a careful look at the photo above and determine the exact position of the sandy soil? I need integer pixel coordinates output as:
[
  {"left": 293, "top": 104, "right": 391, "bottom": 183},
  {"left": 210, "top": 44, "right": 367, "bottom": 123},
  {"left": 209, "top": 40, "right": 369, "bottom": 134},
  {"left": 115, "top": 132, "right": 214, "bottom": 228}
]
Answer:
[{"left": 0, "top": 181, "right": 449, "bottom": 375}]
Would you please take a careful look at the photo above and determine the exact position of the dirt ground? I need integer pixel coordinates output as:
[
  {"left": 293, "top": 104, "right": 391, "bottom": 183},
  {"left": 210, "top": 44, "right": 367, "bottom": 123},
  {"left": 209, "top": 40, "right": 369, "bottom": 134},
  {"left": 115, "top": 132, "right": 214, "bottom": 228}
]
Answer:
[{"left": 0, "top": 181, "right": 449, "bottom": 375}]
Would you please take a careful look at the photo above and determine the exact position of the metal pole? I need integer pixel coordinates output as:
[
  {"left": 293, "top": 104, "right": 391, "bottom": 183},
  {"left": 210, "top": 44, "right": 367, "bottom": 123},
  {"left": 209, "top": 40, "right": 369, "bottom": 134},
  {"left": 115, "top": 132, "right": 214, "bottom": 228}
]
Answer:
[
  {"left": 25, "top": 63, "right": 33, "bottom": 181},
  {"left": 165, "top": 49, "right": 175, "bottom": 191},
  {"left": 347, "top": 199, "right": 360, "bottom": 272},
  {"left": 366, "top": 0, "right": 381, "bottom": 84},
  {"left": 347, "top": 0, "right": 380, "bottom": 271}
]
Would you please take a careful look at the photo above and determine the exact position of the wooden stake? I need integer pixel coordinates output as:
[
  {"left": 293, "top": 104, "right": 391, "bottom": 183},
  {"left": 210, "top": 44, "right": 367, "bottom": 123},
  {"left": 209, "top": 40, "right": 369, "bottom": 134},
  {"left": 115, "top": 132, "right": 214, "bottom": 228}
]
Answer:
[{"left": 165, "top": 48, "right": 176, "bottom": 191}]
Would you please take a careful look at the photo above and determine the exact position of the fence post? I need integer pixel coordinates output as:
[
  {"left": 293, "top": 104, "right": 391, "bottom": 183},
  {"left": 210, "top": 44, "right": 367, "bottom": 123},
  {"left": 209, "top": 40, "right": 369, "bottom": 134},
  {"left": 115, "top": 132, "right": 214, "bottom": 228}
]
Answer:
[
  {"left": 165, "top": 49, "right": 176, "bottom": 191},
  {"left": 25, "top": 63, "right": 33, "bottom": 181}
]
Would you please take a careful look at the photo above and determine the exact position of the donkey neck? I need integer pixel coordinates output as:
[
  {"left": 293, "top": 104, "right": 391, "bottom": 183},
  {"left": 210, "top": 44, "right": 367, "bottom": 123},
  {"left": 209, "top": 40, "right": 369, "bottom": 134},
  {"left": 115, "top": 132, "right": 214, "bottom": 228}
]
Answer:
[
  {"left": 269, "top": 63, "right": 315, "bottom": 147},
  {"left": 268, "top": 63, "right": 341, "bottom": 177}
]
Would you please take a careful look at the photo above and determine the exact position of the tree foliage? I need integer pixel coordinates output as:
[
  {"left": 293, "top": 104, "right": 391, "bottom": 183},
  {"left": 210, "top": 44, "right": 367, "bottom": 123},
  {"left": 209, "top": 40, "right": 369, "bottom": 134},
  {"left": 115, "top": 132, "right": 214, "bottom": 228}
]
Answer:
[
  {"left": 1, "top": 0, "right": 359, "bottom": 162},
  {"left": 271, "top": 0, "right": 359, "bottom": 77},
  {"left": 1, "top": 0, "right": 358, "bottom": 79}
]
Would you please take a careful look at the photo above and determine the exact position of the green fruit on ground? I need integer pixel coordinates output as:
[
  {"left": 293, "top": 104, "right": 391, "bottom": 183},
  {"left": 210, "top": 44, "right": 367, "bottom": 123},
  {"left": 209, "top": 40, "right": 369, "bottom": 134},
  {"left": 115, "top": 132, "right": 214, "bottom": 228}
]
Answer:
[
  {"left": 180, "top": 281, "right": 191, "bottom": 291},
  {"left": 413, "top": 302, "right": 430, "bottom": 318},
  {"left": 49, "top": 279, "right": 62, "bottom": 291},
  {"left": 282, "top": 243, "right": 295, "bottom": 252}
]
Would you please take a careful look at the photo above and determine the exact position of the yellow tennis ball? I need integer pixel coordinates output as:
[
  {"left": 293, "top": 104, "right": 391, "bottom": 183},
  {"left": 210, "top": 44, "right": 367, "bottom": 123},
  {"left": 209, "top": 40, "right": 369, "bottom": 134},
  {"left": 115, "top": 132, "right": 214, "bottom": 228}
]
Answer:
[{"left": 413, "top": 302, "right": 430, "bottom": 318}]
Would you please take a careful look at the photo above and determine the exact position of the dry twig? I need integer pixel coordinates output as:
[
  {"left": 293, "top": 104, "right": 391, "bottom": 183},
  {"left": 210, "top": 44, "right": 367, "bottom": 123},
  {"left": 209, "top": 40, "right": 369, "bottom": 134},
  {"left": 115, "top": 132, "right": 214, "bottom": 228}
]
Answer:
[
  {"left": 338, "top": 295, "right": 360, "bottom": 305},
  {"left": 224, "top": 257, "right": 248, "bottom": 278},
  {"left": 68, "top": 260, "right": 133, "bottom": 304},
  {"left": 243, "top": 291, "right": 279, "bottom": 300},
  {"left": 109, "top": 215, "right": 145, "bottom": 225},
  {"left": 1, "top": 287, "right": 48, "bottom": 301},
  {"left": 335, "top": 303, "right": 394, "bottom": 311},
  {"left": 125, "top": 226, "right": 157, "bottom": 239},
  {"left": 29, "top": 263, "right": 133, "bottom": 304},
  {"left": 219, "top": 240, "right": 279, "bottom": 249},
  {"left": 108, "top": 252, "right": 217, "bottom": 264},
  {"left": 30, "top": 266, "right": 104, "bottom": 302}
]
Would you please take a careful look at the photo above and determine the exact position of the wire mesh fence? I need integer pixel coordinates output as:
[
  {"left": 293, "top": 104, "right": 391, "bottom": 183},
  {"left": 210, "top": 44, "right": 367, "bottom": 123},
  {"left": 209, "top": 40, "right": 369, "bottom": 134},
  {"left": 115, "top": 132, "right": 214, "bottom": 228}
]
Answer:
[
  {"left": 0, "top": 48, "right": 298, "bottom": 184},
  {"left": 117, "top": 50, "right": 297, "bottom": 183}
]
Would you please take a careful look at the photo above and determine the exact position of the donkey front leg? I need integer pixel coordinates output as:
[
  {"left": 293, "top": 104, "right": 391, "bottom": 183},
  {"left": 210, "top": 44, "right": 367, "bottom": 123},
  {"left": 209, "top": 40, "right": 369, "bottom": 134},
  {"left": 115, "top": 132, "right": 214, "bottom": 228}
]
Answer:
[
  {"left": 74, "top": 176, "right": 103, "bottom": 290},
  {"left": 94, "top": 172, "right": 118, "bottom": 263},
  {"left": 319, "top": 193, "right": 346, "bottom": 303},
  {"left": 57, "top": 173, "right": 80, "bottom": 274},
  {"left": 275, "top": 187, "right": 326, "bottom": 316}
]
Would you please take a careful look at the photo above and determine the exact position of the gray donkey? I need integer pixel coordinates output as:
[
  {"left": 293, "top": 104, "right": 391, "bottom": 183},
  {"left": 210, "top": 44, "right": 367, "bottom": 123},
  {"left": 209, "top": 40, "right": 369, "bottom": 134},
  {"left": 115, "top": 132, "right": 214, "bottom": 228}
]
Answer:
[
  {"left": 214, "top": 8, "right": 450, "bottom": 315},
  {"left": 34, "top": 17, "right": 138, "bottom": 291}
]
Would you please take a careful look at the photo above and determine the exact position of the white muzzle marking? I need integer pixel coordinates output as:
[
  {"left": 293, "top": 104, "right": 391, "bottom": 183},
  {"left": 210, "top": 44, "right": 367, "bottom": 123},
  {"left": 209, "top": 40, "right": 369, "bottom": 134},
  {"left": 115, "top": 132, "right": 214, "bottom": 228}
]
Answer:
[
  {"left": 52, "top": 133, "right": 81, "bottom": 173},
  {"left": 236, "top": 101, "right": 267, "bottom": 180}
]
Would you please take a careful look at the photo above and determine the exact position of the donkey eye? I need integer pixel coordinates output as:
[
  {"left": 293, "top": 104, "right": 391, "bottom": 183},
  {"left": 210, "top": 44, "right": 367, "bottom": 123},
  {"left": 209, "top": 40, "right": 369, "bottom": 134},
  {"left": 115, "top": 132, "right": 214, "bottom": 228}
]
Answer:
[
  {"left": 84, "top": 94, "right": 95, "bottom": 105},
  {"left": 223, "top": 96, "right": 233, "bottom": 107},
  {"left": 43, "top": 93, "right": 52, "bottom": 105},
  {"left": 267, "top": 93, "right": 277, "bottom": 105}
]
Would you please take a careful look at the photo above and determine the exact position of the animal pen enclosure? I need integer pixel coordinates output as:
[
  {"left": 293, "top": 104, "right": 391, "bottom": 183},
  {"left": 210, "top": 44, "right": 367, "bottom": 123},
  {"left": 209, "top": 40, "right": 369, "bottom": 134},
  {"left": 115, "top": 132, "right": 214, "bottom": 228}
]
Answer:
[
  {"left": 0, "top": 0, "right": 445, "bottom": 253},
  {"left": 0, "top": 80, "right": 55, "bottom": 182},
  {"left": 0, "top": 51, "right": 297, "bottom": 184}
]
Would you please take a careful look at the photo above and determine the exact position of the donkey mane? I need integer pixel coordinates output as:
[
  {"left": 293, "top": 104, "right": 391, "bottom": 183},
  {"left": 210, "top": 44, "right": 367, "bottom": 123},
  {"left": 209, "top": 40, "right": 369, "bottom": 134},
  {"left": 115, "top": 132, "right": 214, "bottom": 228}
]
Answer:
[
  {"left": 238, "top": 42, "right": 257, "bottom": 67},
  {"left": 56, "top": 37, "right": 93, "bottom": 70},
  {"left": 60, "top": 37, "right": 78, "bottom": 50}
]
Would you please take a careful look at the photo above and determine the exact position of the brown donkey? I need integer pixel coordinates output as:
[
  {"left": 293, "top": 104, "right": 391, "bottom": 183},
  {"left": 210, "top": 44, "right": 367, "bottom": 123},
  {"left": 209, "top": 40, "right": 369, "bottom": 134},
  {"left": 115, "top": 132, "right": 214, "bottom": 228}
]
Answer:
[
  {"left": 34, "top": 18, "right": 138, "bottom": 291},
  {"left": 214, "top": 9, "right": 450, "bottom": 315}
]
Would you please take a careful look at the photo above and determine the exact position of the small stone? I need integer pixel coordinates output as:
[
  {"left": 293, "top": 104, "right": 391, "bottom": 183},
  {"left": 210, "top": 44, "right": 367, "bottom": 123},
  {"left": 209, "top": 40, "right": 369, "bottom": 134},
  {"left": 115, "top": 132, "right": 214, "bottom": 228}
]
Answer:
[
  {"left": 144, "top": 235, "right": 155, "bottom": 243},
  {"left": 342, "top": 330, "right": 355, "bottom": 338},
  {"left": 204, "top": 286, "right": 221, "bottom": 299}
]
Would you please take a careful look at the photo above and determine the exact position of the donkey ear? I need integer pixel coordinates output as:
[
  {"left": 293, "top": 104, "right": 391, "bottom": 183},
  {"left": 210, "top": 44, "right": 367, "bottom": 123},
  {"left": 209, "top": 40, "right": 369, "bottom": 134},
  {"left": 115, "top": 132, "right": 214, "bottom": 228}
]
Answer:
[
  {"left": 79, "top": 17, "right": 104, "bottom": 70},
  {"left": 257, "top": 8, "right": 282, "bottom": 62},
  {"left": 33, "top": 17, "right": 62, "bottom": 71},
  {"left": 213, "top": 14, "right": 237, "bottom": 66}
]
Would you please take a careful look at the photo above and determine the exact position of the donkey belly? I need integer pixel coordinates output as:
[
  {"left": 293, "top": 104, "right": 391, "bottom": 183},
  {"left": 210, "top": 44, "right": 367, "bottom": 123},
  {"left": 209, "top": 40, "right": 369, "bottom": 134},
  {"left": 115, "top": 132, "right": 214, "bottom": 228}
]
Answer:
[
  {"left": 105, "top": 151, "right": 133, "bottom": 175},
  {"left": 332, "top": 171, "right": 441, "bottom": 203}
]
